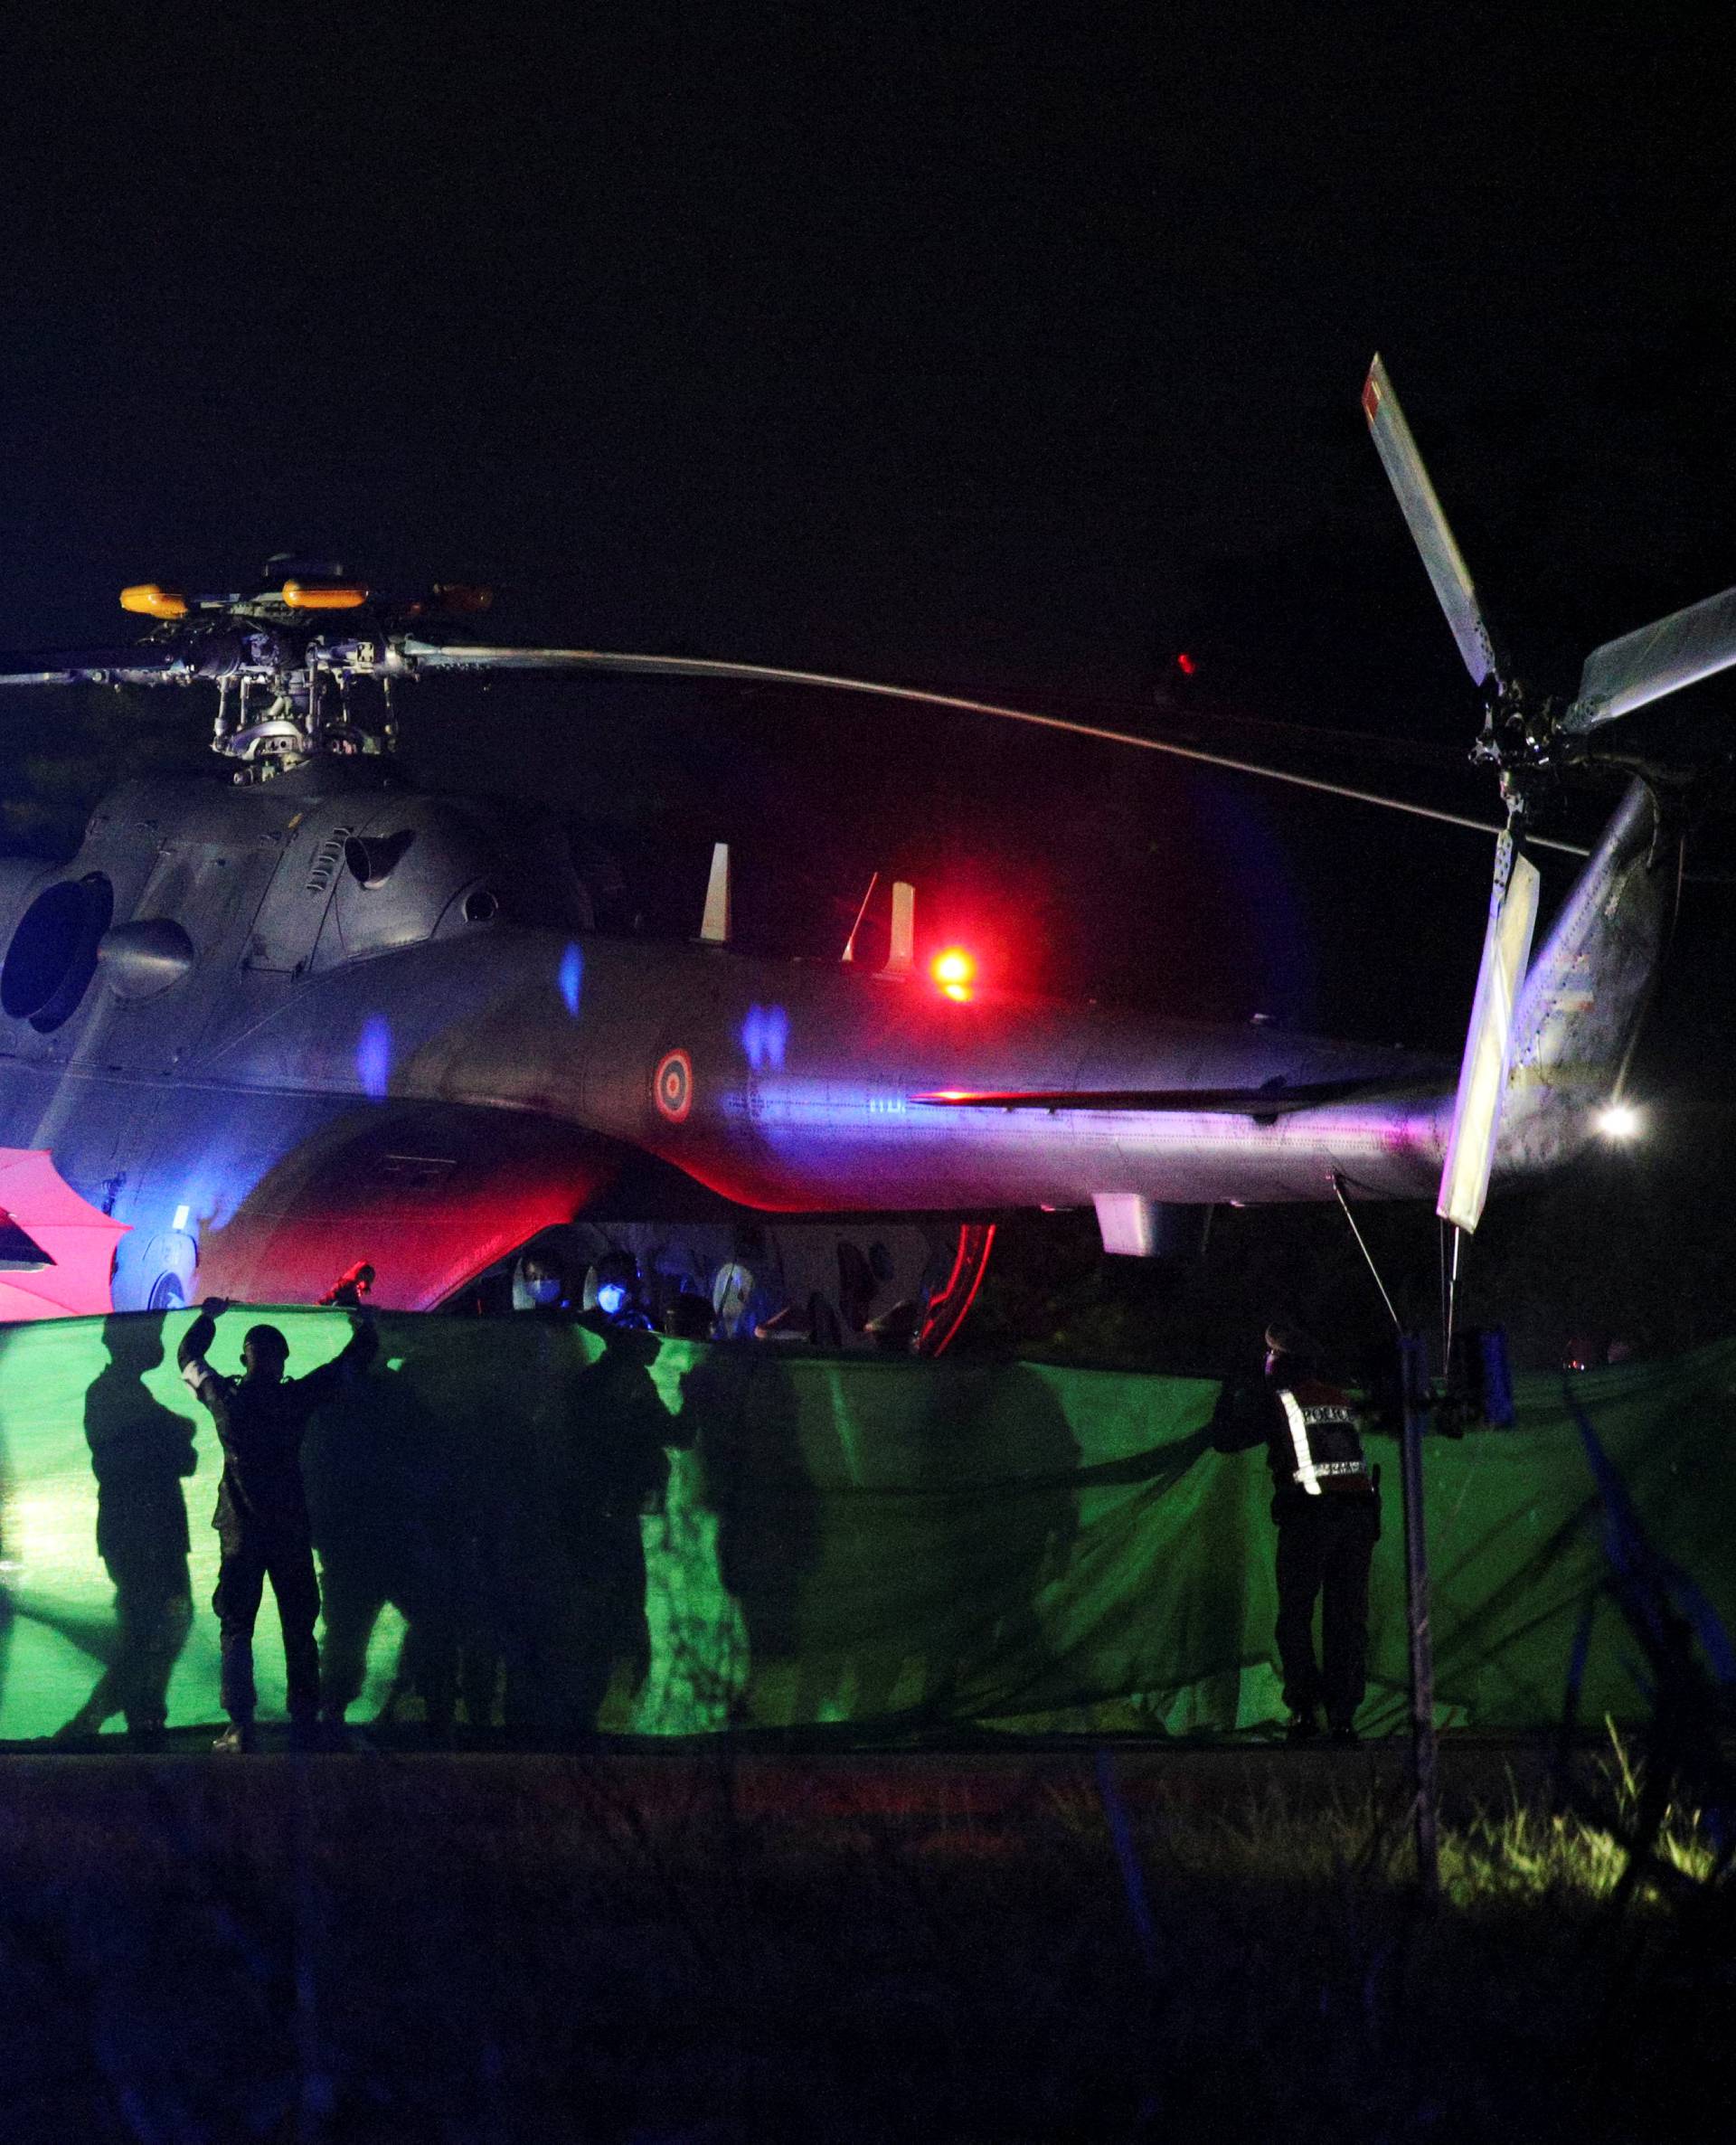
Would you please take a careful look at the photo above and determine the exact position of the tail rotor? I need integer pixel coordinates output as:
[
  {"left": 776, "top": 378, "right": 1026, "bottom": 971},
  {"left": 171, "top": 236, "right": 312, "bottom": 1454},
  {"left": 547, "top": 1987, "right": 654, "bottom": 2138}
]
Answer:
[{"left": 1362, "top": 354, "right": 1729, "bottom": 1230}]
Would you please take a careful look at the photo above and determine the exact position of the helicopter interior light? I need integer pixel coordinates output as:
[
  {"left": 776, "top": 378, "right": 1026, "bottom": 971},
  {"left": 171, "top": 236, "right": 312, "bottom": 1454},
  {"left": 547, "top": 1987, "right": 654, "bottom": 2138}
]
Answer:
[
  {"left": 1595, "top": 1101, "right": 1644, "bottom": 1141},
  {"left": 281, "top": 581, "right": 369, "bottom": 609},
  {"left": 932, "top": 948, "right": 976, "bottom": 1002},
  {"left": 119, "top": 583, "right": 188, "bottom": 619}
]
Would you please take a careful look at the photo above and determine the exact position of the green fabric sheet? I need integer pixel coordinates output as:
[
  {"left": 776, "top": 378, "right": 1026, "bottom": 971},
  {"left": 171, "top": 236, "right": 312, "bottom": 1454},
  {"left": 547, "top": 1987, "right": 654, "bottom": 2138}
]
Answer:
[{"left": 0, "top": 1309, "right": 1729, "bottom": 1742}]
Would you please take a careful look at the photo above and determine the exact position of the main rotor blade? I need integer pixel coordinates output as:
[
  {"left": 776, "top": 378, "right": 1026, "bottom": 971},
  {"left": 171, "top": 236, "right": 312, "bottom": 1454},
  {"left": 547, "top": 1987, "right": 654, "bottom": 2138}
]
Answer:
[
  {"left": 1144, "top": 701, "right": 1472, "bottom": 775},
  {"left": 1437, "top": 830, "right": 1542, "bottom": 1234},
  {"left": 405, "top": 641, "right": 1589, "bottom": 854},
  {"left": 0, "top": 647, "right": 192, "bottom": 686},
  {"left": 1363, "top": 354, "right": 1505, "bottom": 691},
  {"left": 1564, "top": 581, "right": 1736, "bottom": 732}
]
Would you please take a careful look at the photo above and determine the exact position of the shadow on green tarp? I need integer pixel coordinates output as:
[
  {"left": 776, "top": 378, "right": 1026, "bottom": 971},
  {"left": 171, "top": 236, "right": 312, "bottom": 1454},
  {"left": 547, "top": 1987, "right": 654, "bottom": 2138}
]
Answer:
[{"left": 0, "top": 1309, "right": 1731, "bottom": 1743}]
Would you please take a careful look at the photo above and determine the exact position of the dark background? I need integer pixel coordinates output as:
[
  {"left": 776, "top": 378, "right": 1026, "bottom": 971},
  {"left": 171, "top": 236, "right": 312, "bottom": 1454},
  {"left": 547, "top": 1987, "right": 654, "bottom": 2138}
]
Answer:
[{"left": 1, "top": 5, "right": 1731, "bottom": 1365}]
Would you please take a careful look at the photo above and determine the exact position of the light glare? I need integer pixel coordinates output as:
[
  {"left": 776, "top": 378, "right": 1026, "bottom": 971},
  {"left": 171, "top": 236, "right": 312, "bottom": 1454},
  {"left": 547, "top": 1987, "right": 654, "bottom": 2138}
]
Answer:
[
  {"left": 1596, "top": 1101, "right": 1643, "bottom": 1141},
  {"left": 932, "top": 948, "right": 976, "bottom": 1001}
]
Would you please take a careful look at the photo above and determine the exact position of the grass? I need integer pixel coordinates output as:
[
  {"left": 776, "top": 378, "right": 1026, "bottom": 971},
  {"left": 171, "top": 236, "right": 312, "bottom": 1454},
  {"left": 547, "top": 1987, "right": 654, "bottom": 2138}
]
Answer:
[{"left": 0, "top": 1735, "right": 1729, "bottom": 2144}]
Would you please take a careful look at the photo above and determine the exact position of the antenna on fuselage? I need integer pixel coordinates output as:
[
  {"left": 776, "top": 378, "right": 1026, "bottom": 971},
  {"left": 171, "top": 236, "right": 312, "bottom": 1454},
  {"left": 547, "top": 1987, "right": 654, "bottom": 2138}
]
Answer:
[
  {"left": 698, "top": 842, "right": 731, "bottom": 944},
  {"left": 841, "top": 871, "right": 880, "bottom": 963}
]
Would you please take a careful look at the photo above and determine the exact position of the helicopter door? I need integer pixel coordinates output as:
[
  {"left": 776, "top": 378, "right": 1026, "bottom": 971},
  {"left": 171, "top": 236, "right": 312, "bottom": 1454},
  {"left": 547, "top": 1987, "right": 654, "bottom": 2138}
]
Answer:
[{"left": 242, "top": 818, "right": 354, "bottom": 974}]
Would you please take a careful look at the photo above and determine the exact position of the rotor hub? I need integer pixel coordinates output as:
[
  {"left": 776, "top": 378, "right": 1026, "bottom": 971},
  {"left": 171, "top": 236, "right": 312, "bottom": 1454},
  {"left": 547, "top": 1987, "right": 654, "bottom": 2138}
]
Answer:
[{"left": 65, "top": 562, "right": 495, "bottom": 779}]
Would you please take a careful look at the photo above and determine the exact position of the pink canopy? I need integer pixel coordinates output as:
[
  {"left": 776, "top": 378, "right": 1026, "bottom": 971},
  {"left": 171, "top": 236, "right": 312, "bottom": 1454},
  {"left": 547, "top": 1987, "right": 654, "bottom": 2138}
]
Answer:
[{"left": 0, "top": 1148, "right": 128, "bottom": 1320}]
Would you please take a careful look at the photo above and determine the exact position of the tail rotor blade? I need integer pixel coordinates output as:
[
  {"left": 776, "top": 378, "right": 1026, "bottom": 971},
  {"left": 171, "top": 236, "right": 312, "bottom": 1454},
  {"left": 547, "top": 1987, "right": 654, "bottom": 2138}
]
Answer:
[
  {"left": 1363, "top": 355, "right": 1505, "bottom": 691},
  {"left": 1437, "top": 831, "right": 1542, "bottom": 1234},
  {"left": 1564, "top": 580, "right": 1736, "bottom": 732}
]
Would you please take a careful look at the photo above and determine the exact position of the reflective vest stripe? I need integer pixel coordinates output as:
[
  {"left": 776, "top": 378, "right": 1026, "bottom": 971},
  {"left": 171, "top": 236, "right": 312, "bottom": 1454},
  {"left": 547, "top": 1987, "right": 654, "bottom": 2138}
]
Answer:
[
  {"left": 1291, "top": 1459, "right": 1368, "bottom": 1485},
  {"left": 1278, "top": 1389, "right": 1322, "bottom": 1496}
]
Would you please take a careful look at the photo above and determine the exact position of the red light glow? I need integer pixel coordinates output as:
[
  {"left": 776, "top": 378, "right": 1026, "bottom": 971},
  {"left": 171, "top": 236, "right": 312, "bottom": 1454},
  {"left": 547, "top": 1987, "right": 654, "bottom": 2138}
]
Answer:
[
  {"left": 931, "top": 948, "right": 976, "bottom": 1003},
  {"left": 1175, "top": 651, "right": 1196, "bottom": 676}
]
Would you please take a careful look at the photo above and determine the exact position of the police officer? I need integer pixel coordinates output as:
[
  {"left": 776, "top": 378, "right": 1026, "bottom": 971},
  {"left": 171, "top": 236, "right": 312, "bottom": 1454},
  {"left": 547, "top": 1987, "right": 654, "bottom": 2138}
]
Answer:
[
  {"left": 1220, "top": 1319, "right": 1382, "bottom": 1743},
  {"left": 179, "top": 1298, "right": 378, "bottom": 1752}
]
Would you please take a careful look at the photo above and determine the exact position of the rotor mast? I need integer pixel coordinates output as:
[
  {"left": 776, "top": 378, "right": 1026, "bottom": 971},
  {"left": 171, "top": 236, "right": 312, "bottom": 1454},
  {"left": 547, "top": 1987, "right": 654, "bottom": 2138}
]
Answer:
[
  {"left": 122, "top": 560, "right": 445, "bottom": 777},
  {"left": 0, "top": 560, "right": 495, "bottom": 780}
]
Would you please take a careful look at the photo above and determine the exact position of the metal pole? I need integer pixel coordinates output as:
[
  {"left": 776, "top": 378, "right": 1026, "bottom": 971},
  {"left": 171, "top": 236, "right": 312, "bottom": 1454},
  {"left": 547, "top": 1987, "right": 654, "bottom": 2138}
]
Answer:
[
  {"left": 1399, "top": 1330, "right": 1439, "bottom": 1897},
  {"left": 1331, "top": 1171, "right": 1401, "bottom": 1332}
]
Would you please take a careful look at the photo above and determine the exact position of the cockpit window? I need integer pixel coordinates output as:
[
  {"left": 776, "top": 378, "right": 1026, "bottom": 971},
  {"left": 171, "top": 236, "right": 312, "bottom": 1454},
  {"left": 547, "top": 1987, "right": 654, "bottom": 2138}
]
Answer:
[{"left": 1, "top": 874, "right": 114, "bottom": 1032}]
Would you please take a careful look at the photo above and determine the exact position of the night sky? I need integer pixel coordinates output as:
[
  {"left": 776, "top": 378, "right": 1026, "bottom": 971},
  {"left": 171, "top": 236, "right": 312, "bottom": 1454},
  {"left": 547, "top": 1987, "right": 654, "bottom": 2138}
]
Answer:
[{"left": 3, "top": 11, "right": 1732, "bottom": 1112}]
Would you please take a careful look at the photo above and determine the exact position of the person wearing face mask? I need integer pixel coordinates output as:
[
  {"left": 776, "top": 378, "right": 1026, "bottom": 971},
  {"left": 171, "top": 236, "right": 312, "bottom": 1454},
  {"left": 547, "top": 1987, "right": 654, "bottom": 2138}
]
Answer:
[
  {"left": 179, "top": 1296, "right": 378, "bottom": 1752},
  {"left": 514, "top": 1252, "right": 571, "bottom": 1313},
  {"left": 586, "top": 1250, "right": 656, "bottom": 1334}
]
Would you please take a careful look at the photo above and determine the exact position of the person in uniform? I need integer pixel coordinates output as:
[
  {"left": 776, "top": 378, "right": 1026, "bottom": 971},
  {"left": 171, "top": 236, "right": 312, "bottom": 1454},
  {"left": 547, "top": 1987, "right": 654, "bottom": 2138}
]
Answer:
[
  {"left": 178, "top": 1297, "right": 377, "bottom": 1751},
  {"left": 1218, "top": 1319, "right": 1382, "bottom": 1743}
]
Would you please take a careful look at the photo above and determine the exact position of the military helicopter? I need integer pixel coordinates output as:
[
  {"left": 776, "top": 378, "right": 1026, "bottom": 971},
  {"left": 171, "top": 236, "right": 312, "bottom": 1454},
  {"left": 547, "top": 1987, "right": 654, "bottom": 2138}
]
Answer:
[{"left": 0, "top": 360, "right": 1721, "bottom": 1339}]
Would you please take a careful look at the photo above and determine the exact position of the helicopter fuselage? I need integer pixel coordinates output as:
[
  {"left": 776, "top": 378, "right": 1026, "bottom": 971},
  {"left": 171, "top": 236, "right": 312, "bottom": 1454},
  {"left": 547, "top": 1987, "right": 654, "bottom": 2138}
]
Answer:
[{"left": 0, "top": 765, "right": 1666, "bottom": 1313}]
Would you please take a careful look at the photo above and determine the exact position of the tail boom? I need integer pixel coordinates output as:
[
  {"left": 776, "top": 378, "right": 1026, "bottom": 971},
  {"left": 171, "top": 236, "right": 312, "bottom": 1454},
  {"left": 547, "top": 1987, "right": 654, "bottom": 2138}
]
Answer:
[{"left": 1490, "top": 778, "right": 1671, "bottom": 1184}]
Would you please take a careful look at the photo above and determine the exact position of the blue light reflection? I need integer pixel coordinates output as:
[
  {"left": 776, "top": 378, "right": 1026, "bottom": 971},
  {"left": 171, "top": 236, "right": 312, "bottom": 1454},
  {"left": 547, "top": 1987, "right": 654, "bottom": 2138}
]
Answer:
[
  {"left": 357, "top": 1015, "right": 392, "bottom": 1100},
  {"left": 559, "top": 943, "right": 584, "bottom": 1016},
  {"left": 741, "top": 1003, "right": 789, "bottom": 1072}
]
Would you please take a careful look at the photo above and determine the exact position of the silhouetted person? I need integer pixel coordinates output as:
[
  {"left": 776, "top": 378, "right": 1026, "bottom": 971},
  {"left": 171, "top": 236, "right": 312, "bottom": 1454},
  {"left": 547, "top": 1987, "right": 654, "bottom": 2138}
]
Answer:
[
  {"left": 1215, "top": 1318, "right": 1382, "bottom": 1743},
  {"left": 62, "top": 1316, "right": 197, "bottom": 1749},
  {"left": 179, "top": 1298, "right": 377, "bottom": 1752},
  {"left": 306, "top": 1344, "right": 454, "bottom": 1744},
  {"left": 448, "top": 1302, "right": 575, "bottom": 1734},
  {"left": 663, "top": 1291, "right": 714, "bottom": 1340},
  {"left": 680, "top": 1343, "right": 818, "bottom": 1711},
  {"left": 559, "top": 1322, "right": 679, "bottom": 1730}
]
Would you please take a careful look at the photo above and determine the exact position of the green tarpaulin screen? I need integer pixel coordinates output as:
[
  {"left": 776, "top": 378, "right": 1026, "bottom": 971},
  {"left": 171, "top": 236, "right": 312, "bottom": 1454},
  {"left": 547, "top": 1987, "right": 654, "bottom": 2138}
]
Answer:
[{"left": 0, "top": 1309, "right": 1730, "bottom": 1742}]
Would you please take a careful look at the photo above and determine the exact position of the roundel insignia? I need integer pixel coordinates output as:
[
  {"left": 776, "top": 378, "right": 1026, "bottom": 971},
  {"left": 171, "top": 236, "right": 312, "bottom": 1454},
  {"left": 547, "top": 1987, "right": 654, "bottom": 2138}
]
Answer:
[{"left": 654, "top": 1047, "right": 693, "bottom": 1123}]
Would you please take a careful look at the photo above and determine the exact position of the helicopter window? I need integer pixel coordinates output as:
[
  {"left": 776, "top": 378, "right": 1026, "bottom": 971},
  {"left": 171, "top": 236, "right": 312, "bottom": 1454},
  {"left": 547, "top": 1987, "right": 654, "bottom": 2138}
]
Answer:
[
  {"left": 463, "top": 889, "right": 499, "bottom": 924},
  {"left": 1, "top": 874, "right": 114, "bottom": 1032}
]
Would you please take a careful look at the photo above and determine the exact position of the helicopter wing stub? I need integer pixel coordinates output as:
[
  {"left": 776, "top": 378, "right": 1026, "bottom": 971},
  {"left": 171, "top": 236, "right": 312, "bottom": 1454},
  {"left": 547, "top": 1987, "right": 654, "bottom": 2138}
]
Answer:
[
  {"left": 1362, "top": 354, "right": 1505, "bottom": 691},
  {"left": 909, "top": 1079, "right": 1397, "bottom": 1115},
  {"left": 1564, "top": 581, "right": 1736, "bottom": 732}
]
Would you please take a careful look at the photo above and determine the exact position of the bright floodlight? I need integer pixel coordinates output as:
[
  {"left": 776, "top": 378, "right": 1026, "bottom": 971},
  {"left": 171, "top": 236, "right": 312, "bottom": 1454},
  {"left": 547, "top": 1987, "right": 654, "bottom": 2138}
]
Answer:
[{"left": 1596, "top": 1101, "right": 1643, "bottom": 1141}]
